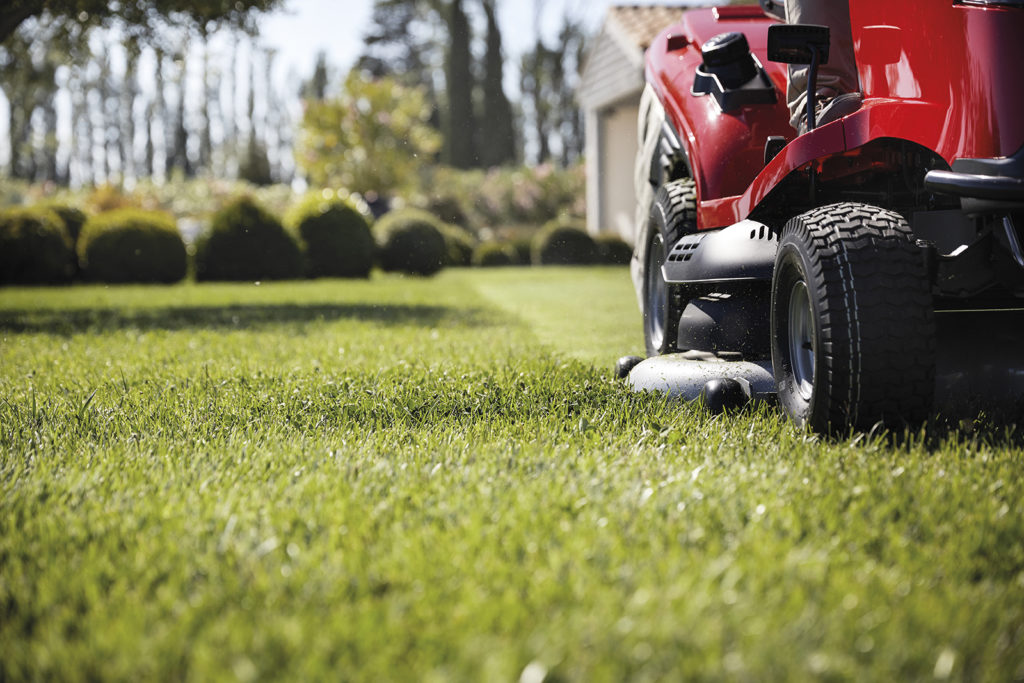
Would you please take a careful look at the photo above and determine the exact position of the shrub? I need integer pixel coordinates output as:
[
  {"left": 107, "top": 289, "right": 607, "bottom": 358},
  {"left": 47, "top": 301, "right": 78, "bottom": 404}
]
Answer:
[
  {"left": 195, "top": 196, "right": 302, "bottom": 281},
  {"left": 44, "top": 204, "right": 88, "bottom": 247},
  {"left": 532, "top": 219, "right": 599, "bottom": 265},
  {"left": 78, "top": 209, "right": 187, "bottom": 284},
  {"left": 0, "top": 207, "right": 74, "bottom": 285},
  {"left": 287, "top": 191, "right": 375, "bottom": 279},
  {"left": 87, "top": 183, "right": 138, "bottom": 213},
  {"left": 440, "top": 223, "right": 476, "bottom": 267},
  {"left": 472, "top": 241, "right": 518, "bottom": 267},
  {"left": 508, "top": 236, "right": 533, "bottom": 266},
  {"left": 424, "top": 194, "right": 471, "bottom": 230},
  {"left": 374, "top": 208, "right": 448, "bottom": 276},
  {"left": 596, "top": 234, "right": 634, "bottom": 265}
]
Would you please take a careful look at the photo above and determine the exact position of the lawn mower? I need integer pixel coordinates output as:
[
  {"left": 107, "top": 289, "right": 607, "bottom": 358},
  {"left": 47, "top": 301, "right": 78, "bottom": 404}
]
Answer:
[{"left": 623, "top": 0, "right": 1024, "bottom": 431}]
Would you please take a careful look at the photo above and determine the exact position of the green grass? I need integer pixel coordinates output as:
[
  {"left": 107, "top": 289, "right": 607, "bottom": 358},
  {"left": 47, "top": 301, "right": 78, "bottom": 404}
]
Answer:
[{"left": 2, "top": 267, "right": 1023, "bottom": 681}]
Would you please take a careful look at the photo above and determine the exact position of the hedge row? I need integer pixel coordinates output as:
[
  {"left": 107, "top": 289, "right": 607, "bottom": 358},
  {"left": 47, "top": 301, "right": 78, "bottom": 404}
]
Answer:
[
  {"left": 1, "top": 197, "right": 632, "bottom": 286},
  {"left": 471, "top": 221, "right": 633, "bottom": 268}
]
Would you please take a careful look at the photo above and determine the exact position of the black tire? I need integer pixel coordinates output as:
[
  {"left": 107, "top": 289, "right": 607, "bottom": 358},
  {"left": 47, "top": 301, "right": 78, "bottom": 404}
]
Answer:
[
  {"left": 644, "top": 179, "right": 696, "bottom": 357},
  {"left": 771, "top": 202, "right": 936, "bottom": 432}
]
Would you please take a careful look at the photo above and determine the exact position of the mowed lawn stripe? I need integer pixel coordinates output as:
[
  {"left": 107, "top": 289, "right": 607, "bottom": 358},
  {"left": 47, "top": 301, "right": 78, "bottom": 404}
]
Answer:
[{"left": 1, "top": 269, "right": 1023, "bottom": 681}]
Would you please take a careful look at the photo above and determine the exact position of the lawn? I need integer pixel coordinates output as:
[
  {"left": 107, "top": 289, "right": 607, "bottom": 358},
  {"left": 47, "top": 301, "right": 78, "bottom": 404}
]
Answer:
[{"left": 2, "top": 267, "right": 1023, "bottom": 681}]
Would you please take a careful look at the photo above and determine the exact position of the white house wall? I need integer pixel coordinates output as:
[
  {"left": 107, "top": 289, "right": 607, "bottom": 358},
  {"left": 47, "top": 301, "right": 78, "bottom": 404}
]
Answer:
[{"left": 599, "top": 99, "right": 641, "bottom": 240}]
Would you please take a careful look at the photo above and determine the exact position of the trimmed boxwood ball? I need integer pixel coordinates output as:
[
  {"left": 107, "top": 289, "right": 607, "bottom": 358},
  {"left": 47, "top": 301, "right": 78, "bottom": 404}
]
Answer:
[
  {"left": 374, "top": 208, "right": 448, "bottom": 276},
  {"left": 440, "top": 223, "right": 476, "bottom": 267},
  {"left": 287, "top": 192, "right": 375, "bottom": 279},
  {"left": 472, "top": 241, "right": 518, "bottom": 267},
  {"left": 596, "top": 234, "right": 633, "bottom": 265},
  {"left": 509, "top": 237, "right": 533, "bottom": 266},
  {"left": 0, "top": 207, "right": 74, "bottom": 285},
  {"left": 532, "top": 218, "right": 598, "bottom": 265},
  {"left": 196, "top": 196, "right": 302, "bottom": 281},
  {"left": 45, "top": 204, "right": 88, "bottom": 247},
  {"left": 78, "top": 209, "right": 187, "bottom": 284}
]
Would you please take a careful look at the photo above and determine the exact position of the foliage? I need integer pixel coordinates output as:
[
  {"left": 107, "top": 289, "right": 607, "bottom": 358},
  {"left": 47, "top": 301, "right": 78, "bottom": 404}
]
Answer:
[
  {"left": 42, "top": 203, "right": 88, "bottom": 247},
  {"left": 532, "top": 219, "right": 599, "bottom": 265},
  {"left": 195, "top": 196, "right": 301, "bottom": 281},
  {"left": 479, "top": 0, "right": 517, "bottom": 167},
  {"left": 442, "top": 0, "right": 474, "bottom": 169},
  {"left": 374, "top": 208, "right": 447, "bottom": 276},
  {"left": 471, "top": 241, "right": 518, "bottom": 267},
  {"left": 595, "top": 233, "right": 634, "bottom": 265},
  {"left": 0, "top": 0, "right": 283, "bottom": 44},
  {"left": 508, "top": 235, "right": 534, "bottom": 265},
  {"left": 1, "top": 270, "right": 1023, "bottom": 680},
  {"left": 285, "top": 190, "right": 375, "bottom": 279},
  {"left": 77, "top": 209, "right": 186, "bottom": 283},
  {"left": 238, "top": 137, "right": 274, "bottom": 186},
  {"left": 438, "top": 222, "right": 476, "bottom": 267},
  {"left": 297, "top": 71, "right": 441, "bottom": 197},
  {"left": 87, "top": 184, "right": 139, "bottom": 214},
  {"left": 418, "top": 192, "right": 471, "bottom": 230},
  {"left": 519, "top": 17, "right": 587, "bottom": 166},
  {"left": 0, "top": 205, "right": 73, "bottom": 284},
  {"left": 127, "top": 178, "right": 296, "bottom": 224},
  {"left": 411, "top": 163, "right": 585, "bottom": 230}
]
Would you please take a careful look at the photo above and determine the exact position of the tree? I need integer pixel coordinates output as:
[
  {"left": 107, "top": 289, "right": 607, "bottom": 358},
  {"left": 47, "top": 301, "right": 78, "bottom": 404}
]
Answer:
[
  {"left": 520, "top": 40, "right": 552, "bottom": 164},
  {"left": 479, "top": 0, "right": 516, "bottom": 168},
  {"left": 442, "top": 0, "right": 475, "bottom": 168},
  {"left": 302, "top": 51, "right": 330, "bottom": 101},
  {"left": 518, "top": 11, "right": 588, "bottom": 167},
  {"left": 356, "top": 0, "right": 440, "bottom": 90},
  {"left": 166, "top": 41, "right": 192, "bottom": 177},
  {"left": 296, "top": 70, "right": 441, "bottom": 196},
  {"left": 555, "top": 16, "right": 586, "bottom": 166},
  {"left": 238, "top": 45, "right": 271, "bottom": 185},
  {"left": 0, "top": 0, "right": 283, "bottom": 44}
]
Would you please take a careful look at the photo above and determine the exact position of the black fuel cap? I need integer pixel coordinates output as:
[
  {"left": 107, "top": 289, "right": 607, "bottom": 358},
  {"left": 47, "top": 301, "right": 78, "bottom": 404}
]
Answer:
[{"left": 701, "top": 32, "right": 751, "bottom": 67}]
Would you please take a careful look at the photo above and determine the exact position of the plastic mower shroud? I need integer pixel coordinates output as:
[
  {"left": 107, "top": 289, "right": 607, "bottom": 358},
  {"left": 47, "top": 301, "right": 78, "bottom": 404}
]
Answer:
[{"left": 626, "top": 1, "right": 1024, "bottom": 430}]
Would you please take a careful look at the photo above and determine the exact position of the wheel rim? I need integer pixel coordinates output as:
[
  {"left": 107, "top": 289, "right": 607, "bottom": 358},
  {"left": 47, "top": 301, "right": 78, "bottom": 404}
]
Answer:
[
  {"left": 645, "top": 233, "right": 667, "bottom": 350},
  {"left": 787, "top": 279, "right": 815, "bottom": 401}
]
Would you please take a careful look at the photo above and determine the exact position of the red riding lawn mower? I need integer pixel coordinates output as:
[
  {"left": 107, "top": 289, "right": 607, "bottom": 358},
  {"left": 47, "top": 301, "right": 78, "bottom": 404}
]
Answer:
[{"left": 622, "top": 0, "right": 1024, "bottom": 432}]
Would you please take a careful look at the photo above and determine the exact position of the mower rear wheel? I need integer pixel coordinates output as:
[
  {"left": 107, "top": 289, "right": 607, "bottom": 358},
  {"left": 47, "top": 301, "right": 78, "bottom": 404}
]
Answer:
[
  {"left": 770, "top": 202, "right": 936, "bottom": 432},
  {"left": 644, "top": 179, "right": 696, "bottom": 356}
]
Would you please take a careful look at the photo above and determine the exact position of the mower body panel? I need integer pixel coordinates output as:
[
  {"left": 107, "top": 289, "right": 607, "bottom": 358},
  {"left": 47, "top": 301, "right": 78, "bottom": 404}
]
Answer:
[{"left": 645, "top": 2, "right": 1024, "bottom": 229}]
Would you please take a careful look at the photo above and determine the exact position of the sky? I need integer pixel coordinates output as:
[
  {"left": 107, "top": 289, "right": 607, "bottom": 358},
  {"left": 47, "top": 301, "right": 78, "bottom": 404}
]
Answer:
[
  {"left": 258, "top": 0, "right": 689, "bottom": 87},
  {"left": 0, "top": 0, "right": 699, "bottom": 177}
]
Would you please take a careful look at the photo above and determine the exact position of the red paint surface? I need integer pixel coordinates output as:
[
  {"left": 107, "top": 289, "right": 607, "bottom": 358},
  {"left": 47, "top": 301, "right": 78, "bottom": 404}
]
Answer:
[{"left": 646, "top": 2, "right": 1024, "bottom": 230}]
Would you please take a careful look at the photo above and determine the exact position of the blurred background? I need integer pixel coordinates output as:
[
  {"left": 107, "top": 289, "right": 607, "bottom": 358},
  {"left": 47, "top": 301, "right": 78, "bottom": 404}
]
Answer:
[{"left": 0, "top": 0, "right": 751, "bottom": 284}]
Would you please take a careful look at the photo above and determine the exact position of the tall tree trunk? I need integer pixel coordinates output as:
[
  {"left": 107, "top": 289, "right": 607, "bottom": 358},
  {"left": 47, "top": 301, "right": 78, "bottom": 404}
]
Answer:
[
  {"left": 169, "top": 38, "right": 192, "bottom": 177},
  {"left": 81, "top": 81, "right": 96, "bottom": 184},
  {"left": 154, "top": 47, "right": 167, "bottom": 179},
  {"left": 226, "top": 33, "right": 239, "bottom": 175},
  {"left": 263, "top": 47, "right": 277, "bottom": 182},
  {"left": 443, "top": 0, "right": 475, "bottom": 168},
  {"left": 96, "top": 48, "right": 113, "bottom": 182},
  {"left": 144, "top": 100, "right": 155, "bottom": 178},
  {"left": 199, "top": 33, "right": 212, "bottom": 173},
  {"left": 480, "top": 0, "right": 516, "bottom": 168},
  {"left": 7, "top": 92, "right": 21, "bottom": 178},
  {"left": 122, "top": 37, "right": 140, "bottom": 181},
  {"left": 41, "top": 89, "right": 58, "bottom": 182}
]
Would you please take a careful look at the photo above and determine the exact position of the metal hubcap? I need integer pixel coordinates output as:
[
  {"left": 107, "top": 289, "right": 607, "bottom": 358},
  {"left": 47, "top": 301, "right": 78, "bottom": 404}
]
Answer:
[
  {"left": 788, "top": 280, "right": 815, "bottom": 400},
  {"left": 646, "top": 234, "right": 667, "bottom": 349}
]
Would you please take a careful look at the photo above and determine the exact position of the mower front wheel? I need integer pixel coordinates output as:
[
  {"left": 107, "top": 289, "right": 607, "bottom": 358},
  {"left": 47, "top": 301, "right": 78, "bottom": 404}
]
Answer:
[
  {"left": 770, "top": 203, "right": 936, "bottom": 432},
  {"left": 643, "top": 179, "right": 696, "bottom": 356}
]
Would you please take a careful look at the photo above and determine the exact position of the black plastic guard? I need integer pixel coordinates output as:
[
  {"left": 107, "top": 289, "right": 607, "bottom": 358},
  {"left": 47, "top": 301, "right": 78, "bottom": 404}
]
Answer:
[
  {"left": 924, "top": 143, "right": 1024, "bottom": 209},
  {"left": 663, "top": 220, "right": 778, "bottom": 284},
  {"left": 691, "top": 55, "right": 777, "bottom": 113}
]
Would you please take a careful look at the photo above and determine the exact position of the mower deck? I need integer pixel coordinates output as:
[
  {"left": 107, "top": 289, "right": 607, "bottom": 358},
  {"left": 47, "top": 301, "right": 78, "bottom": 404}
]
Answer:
[{"left": 627, "top": 309, "right": 1024, "bottom": 416}]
